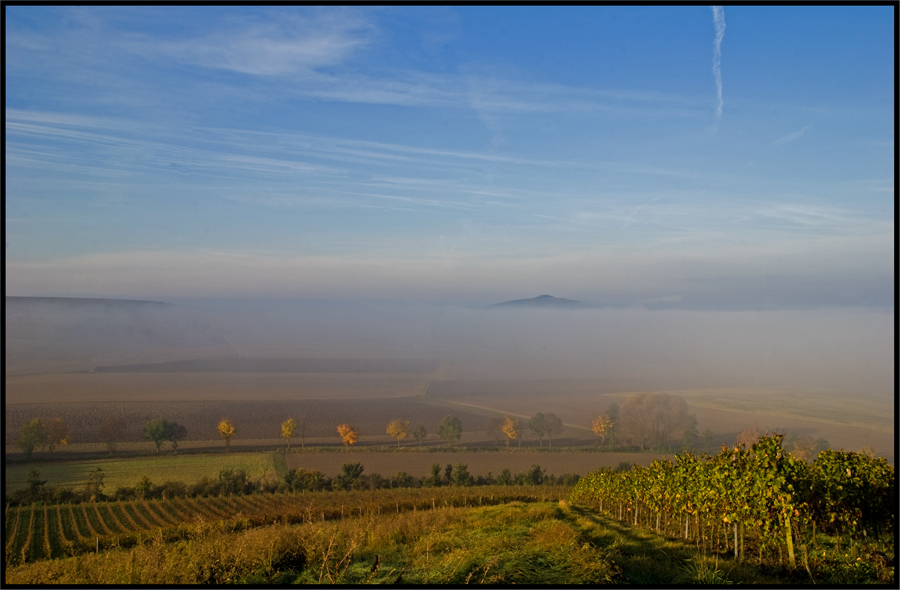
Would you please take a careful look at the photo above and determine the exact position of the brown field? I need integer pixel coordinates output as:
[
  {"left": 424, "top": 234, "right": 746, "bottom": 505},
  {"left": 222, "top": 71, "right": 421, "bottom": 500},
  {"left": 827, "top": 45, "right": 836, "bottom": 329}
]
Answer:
[
  {"left": 6, "top": 374, "right": 892, "bottom": 464},
  {"left": 427, "top": 380, "right": 894, "bottom": 463},
  {"left": 285, "top": 450, "right": 666, "bottom": 478},
  {"left": 4, "top": 372, "right": 431, "bottom": 404}
]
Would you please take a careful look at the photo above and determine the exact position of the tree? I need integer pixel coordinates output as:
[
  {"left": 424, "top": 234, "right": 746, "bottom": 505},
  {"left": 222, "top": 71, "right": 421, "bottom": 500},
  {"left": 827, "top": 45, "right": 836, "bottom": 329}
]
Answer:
[
  {"left": 334, "top": 462, "right": 364, "bottom": 490},
  {"left": 17, "top": 418, "right": 48, "bottom": 459},
  {"left": 701, "top": 428, "right": 715, "bottom": 453},
  {"left": 736, "top": 427, "right": 761, "bottom": 449},
  {"left": 337, "top": 424, "right": 358, "bottom": 447},
  {"left": 450, "top": 463, "right": 473, "bottom": 486},
  {"left": 85, "top": 467, "right": 105, "bottom": 499},
  {"left": 281, "top": 418, "right": 297, "bottom": 449},
  {"left": 167, "top": 422, "right": 187, "bottom": 451},
  {"left": 413, "top": 425, "right": 427, "bottom": 447},
  {"left": 591, "top": 415, "right": 612, "bottom": 449},
  {"left": 423, "top": 463, "right": 442, "bottom": 487},
  {"left": 99, "top": 417, "right": 126, "bottom": 455},
  {"left": 501, "top": 415, "right": 520, "bottom": 448},
  {"left": 295, "top": 415, "right": 308, "bottom": 449},
  {"left": 606, "top": 403, "right": 620, "bottom": 448},
  {"left": 858, "top": 446, "right": 878, "bottom": 459},
  {"left": 529, "top": 413, "right": 547, "bottom": 448},
  {"left": 788, "top": 435, "right": 830, "bottom": 463},
  {"left": 544, "top": 413, "right": 564, "bottom": 448},
  {"left": 682, "top": 414, "right": 699, "bottom": 451},
  {"left": 143, "top": 418, "right": 169, "bottom": 454},
  {"left": 618, "top": 392, "right": 689, "bottom": 450},
  {"left": 218, "top": 419, "right": 237, "bottom": 451},
  {"left": 437, "top": 415, "right": 463, "bottom": 447},
  {"left": 386, "top": 419, "right": 410, "bottom": 448},
  {"left": 45, "top": 417, "right": 71, "bottom": 453},
  {"left": 26, "top": 469, "right": 47, "bottom": 494},
  {"left": 484, "top": 416, "right": 504, "bottom": 446}
]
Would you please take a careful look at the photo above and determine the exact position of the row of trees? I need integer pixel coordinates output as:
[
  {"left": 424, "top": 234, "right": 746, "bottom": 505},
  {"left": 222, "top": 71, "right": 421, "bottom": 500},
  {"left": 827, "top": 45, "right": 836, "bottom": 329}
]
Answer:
[
  {"left": 589, "top": 392, "right": 698, "bottom": 452},
  {"left": 13, "top": 392, "right": 856, "bottom": 458},
  {"left": 10, "top": 459, "right": 581, "bottom": 506},
  {"left": 15, "top": 418, "right": 72, "bottom": 459}
]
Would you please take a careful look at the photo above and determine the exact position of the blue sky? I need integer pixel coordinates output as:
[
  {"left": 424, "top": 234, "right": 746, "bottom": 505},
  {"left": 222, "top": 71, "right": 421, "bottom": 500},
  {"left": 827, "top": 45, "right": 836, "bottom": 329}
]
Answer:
[{"left": 5, "top": 6, "right": 894, "bottom": 306}]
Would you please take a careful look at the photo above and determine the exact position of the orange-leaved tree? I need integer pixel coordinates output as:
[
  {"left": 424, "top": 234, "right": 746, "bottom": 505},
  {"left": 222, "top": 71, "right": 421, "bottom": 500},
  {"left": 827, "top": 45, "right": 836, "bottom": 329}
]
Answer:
[
  {"left": 218, "top": 419, "right": 236, "bottom": 451},
  {"left": 592, "top": 415, "right": 612, "bottom": 449},
  {"left": 501, "top": 415, "right": 520, "bottom": 448},
  {"left": 386, "top": 419, "right": 410, "bottom": 448},
  {"left": 337, "top": 424, "right": 358, "bottom": 447}
]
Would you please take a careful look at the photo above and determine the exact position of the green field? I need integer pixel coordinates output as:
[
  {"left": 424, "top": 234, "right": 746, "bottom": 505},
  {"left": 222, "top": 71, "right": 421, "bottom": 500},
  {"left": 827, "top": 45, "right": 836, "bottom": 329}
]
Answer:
[{"left": 5, "top": 453, "right": 275, "bottom": 496}]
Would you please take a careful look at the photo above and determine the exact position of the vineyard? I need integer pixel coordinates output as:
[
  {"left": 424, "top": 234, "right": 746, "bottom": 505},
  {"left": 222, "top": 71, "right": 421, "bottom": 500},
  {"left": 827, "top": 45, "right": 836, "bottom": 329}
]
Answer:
[
  {"left": 4, "top": 485, "right": 567, "bottom": 566},
  {"left": 570, "top": 434, "right": 894, "bottom": 578}
]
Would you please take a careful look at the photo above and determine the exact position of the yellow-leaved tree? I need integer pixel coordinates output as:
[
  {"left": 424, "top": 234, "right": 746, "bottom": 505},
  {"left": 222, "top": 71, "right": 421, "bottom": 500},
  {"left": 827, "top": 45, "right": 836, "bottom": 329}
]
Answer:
[
  {"left": 281, "top": 418, "right": 297, "bottom": 449},
  {"left": 500, "top": 415, "right": 519, "bottom": 448},
  {"left": 592, "top": 415, "right": 612, "bottom": 449},
  {"left": 337, "top": 424, "right": 358, "bottom": 447},
  {"left": 386, "top": 419, "right": 410, "bottom": 448},
  {"left": 218, "top": 419, "right": 236, "bottom": 451}
]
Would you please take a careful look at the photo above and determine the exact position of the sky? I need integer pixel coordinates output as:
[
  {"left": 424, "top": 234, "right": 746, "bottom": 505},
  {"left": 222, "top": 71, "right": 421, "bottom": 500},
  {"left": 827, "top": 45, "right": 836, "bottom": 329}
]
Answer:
[{"left": 4, "top": 5, "right": 895, "bottom": 307}]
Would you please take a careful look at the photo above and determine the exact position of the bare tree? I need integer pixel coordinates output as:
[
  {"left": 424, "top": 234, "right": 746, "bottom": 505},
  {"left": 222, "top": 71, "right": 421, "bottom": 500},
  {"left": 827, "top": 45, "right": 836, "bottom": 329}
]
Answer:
[
  {"left": 99, "top": 417, "right": 126, "bottom": 455},
  {"left": 619, "top": 392, "right": 689, "bottom": 450},
  {"left": 544, "top": 413, "right": 564, "bottom": 448},
  {"left": 45, "top": 417, "right": 71, "bottom": 453}
]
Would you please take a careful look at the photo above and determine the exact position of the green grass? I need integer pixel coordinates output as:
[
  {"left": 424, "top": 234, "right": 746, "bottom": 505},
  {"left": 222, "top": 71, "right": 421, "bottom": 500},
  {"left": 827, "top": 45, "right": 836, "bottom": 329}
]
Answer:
[{"left": 5, "top": 453, "right": 276, "bottom": 496}]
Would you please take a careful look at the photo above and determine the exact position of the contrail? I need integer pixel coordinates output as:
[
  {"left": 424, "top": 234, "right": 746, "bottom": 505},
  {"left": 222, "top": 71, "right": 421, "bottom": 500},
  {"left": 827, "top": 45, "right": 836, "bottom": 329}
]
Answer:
[{"left": 710, "top": 6, "right": 726, "bottom": 118}]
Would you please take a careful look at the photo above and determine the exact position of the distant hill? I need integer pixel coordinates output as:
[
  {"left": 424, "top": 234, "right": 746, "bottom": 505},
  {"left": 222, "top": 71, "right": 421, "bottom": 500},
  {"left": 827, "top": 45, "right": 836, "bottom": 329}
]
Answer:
[{"left": 489, "top": 294, "right": 585, "bottom": 309}]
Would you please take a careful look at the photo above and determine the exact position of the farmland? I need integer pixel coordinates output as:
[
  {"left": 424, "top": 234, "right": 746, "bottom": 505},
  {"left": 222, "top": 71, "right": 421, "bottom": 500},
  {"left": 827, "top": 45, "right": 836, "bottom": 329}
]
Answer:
[
  {"left": 7, "top": 377, "right": 892, "bottom": 462},
  {"left": 4, "top": 450, "right": 894, "bottom": 585},
  {"left": 5, "top": 453, "right": 276, "bottom": 497}
]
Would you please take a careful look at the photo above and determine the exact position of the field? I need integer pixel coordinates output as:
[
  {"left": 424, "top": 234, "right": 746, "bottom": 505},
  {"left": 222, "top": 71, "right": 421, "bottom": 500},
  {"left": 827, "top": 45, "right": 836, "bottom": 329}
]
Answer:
[
  {"left": 5, "top": 487, "right": 891, "bottom": 585},
  {"left": 429, "top": 380, "right": 895, "bottom": 462},
  {"left": 4, "top": 372, "right": 431, "bottom": 405},
  {"left": 5, "top": 450, "right": 663, "bottom": 498},
  {"left": 5, "top": 453, "right": 276, "bottom": 497},
  {"left": 3, "top": 486, "right": 567, "bottom": 569},
  {"left": 7, "top": 377, "right": 894, "bottom": 464}
]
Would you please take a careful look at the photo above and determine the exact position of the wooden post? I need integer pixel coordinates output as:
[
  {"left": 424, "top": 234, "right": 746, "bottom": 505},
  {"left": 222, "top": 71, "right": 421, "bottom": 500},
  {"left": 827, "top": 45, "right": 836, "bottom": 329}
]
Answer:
[{"left": 782, "top": 500, "right": 796, "bottom": 568}]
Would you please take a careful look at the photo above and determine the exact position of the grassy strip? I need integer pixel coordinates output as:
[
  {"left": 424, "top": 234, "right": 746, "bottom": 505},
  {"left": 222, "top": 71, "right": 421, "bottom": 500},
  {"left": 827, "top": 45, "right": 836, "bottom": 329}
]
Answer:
[
  {"left": 79, "top": 502, "right": 102, "bottom": 537},
  {"left": 124, "top": 500, "right": 153, "bottom": 529},
  {"left": 67, "top": 503, "right": 89, "bottom": 541},
  {"left": 139, "top": 500, "right": 170, "bottom": 528},
  {"left": 5, "top": 505, "right": 22, "bottom": 560},
  {"left": 92, "top": 502, "right": 116, "bottom": 535},
  {"left": 42, "top": 504, "right": 54, "bottom": 560},
  {"left": 55, "top": 503, "right": 75, "bottom": 553},
  {"left": 103, "top": 502, "right": 129, "bottom": 534}
]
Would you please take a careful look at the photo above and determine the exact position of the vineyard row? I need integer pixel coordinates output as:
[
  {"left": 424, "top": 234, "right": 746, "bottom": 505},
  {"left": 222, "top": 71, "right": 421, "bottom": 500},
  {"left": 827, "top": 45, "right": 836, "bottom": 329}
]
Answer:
[{"left": 4, "top": 485, "right": 567, "bottom": 565}]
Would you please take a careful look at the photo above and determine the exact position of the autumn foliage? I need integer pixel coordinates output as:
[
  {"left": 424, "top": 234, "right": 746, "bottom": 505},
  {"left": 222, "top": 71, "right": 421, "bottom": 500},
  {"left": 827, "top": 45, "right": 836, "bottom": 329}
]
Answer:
[{"left": 337, "top": 424, "right": 359, "bottom": 447}]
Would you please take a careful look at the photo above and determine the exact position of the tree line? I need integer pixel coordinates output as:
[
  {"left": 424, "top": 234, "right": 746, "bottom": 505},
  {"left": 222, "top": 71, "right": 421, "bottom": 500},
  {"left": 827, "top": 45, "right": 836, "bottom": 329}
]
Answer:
[
  {"left": 13, "top": 392, "right": 857, "bottom": 459},
  {"left": 8, "top": 460, "right": 581, "bottom": 506}
]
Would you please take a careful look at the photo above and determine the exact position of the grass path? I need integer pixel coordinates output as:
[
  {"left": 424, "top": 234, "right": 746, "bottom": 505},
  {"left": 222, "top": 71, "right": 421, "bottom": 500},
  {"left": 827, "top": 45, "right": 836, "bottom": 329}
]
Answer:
[{"left": 563, "top": 505, "right": 782, "bottom": 585}]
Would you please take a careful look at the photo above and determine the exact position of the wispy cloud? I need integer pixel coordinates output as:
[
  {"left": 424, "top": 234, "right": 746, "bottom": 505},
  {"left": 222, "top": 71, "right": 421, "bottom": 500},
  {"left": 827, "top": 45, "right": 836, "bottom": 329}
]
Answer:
[
  {"left": 710, "top": 6, "right": 726, "bottom": 118},
  {"left": 773, "top": 123, "right": 813, "bottom": 145},
  {"left": 134, "top": 11, "right": 373, "bottom": 77}
]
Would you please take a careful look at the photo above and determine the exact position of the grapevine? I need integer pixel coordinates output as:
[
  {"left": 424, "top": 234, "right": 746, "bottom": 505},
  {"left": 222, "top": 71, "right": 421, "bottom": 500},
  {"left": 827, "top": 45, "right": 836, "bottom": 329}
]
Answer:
[{"left": 570, "top": 435, "right": 894, "bottom": 568}]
